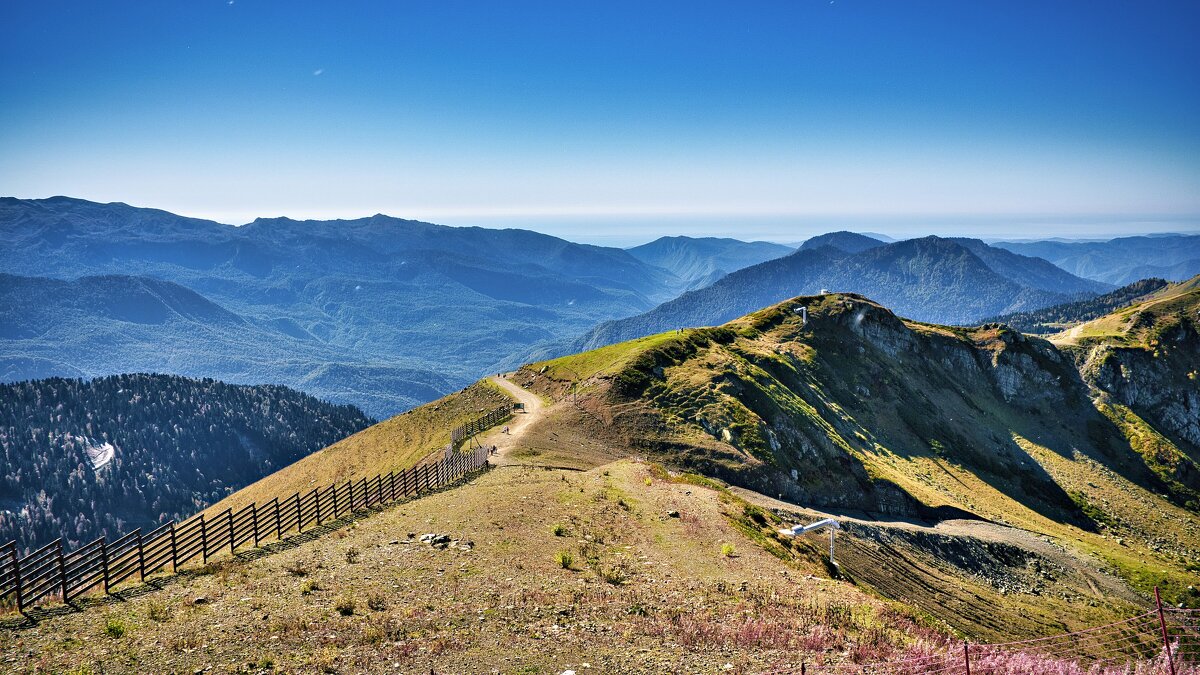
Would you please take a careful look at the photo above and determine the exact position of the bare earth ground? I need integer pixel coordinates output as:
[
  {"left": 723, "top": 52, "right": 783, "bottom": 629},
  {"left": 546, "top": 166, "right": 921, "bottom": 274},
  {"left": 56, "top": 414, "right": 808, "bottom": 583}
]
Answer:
[{"left": 1, "top": 460, "right": 915, "bottom": 674}]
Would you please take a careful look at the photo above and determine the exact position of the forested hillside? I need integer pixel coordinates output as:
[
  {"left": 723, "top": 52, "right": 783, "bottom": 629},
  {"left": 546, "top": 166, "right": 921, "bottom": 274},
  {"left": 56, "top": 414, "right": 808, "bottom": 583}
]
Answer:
[
  {"left": 0, "top": 374, "right": 373, "bottom": 551},
  {"left": 984, "top": 278, "right": 1170, "bottom": 334}
]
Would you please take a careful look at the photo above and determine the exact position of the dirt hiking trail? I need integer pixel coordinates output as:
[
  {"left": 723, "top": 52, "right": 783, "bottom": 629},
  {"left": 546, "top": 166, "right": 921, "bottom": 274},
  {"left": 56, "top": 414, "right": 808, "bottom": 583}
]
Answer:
[{"left": 481, "top": 375, "right": 546, "bottom": 466}]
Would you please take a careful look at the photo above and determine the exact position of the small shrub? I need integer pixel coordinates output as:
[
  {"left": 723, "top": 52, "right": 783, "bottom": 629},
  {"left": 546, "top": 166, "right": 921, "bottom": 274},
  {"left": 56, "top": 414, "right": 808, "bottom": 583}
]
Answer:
[
  {"left": 344, "top": 547, "right": 360, "bottom": 564},
  {"left": 555, "top": 550, "right": 574, "bottom": 569},
  {"left": 366, "top": 591, "right": 388, "bottom": 611},
  {"left": 285, "top": 561, "right": 309, "bottom": 577},
  {"left": 334, "top": 595, "right": 356, "bottom": 616},
  {"left": 643, "top": 477, "right": 652, "bottom": 486},
  {"left": 599, "top": 562, "right": 631, "bottom": 585},
  {"left": 146, "top": 600, "right": 172, "bottom": 623},
  {"left": 721, "top": 543, "right": 737, "bottom": 558},
  {"left": 301, "top": 579, "right": 321, "bottom": 595},
  {"left": 103, "top": 617, "right": 126, "bottom": 638},
  {"left": 551, "top": 523, "right": 569, "bottom": 537}
]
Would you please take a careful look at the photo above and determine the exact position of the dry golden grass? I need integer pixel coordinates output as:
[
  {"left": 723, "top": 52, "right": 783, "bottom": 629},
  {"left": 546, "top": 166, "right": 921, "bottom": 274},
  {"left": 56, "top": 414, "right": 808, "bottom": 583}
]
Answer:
[
  {"left": 203, "top": 381, "right": 511, "bottom": 517},
  {"left": 2, "top": 460, "right": 943, "bottom": 674}
]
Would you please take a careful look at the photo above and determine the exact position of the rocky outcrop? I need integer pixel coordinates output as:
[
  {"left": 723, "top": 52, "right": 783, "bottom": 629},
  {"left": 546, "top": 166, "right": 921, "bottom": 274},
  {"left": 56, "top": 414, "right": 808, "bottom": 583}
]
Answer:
[{"left": 1076, "top": 322, "right": 1200, "bottom": 455}]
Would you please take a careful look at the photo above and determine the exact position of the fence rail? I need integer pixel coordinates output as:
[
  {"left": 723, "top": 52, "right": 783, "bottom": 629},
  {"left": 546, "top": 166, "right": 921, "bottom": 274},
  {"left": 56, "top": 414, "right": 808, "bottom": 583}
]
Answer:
[
  {"left": 0, "top": 434, "right": 494, "bottom": 617},
  {"left": 450, "top": 404, "right": 513, "bottom": 445}
]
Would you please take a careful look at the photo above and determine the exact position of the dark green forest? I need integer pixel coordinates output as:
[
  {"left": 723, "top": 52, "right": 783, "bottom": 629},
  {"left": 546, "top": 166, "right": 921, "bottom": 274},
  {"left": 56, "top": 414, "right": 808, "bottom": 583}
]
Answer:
[
  {"left": 984, "top": 278, "right": 1168, "bottom": 334},
  {"left": 0, "top": 374, "right": 373, "bottom": 552}
]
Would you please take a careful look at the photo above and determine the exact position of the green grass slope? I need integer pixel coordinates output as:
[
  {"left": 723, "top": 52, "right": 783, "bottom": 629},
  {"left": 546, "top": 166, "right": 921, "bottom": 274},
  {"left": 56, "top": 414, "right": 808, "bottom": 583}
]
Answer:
[{"left": 522, "top": 291, "right": 1200, "bottom": 608}]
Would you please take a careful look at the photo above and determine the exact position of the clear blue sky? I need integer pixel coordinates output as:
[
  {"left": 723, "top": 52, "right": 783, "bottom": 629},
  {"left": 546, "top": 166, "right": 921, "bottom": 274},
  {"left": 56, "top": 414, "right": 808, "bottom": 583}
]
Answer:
[{"left": 2, "top": 1, "right": 1198, "bottom": 244}]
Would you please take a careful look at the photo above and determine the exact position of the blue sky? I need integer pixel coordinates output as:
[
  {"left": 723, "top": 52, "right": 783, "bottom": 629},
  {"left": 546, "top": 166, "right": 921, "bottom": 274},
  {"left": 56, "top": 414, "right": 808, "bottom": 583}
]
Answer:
[{"left": 2, "top": 1, "right": 1198, "bottom": 244}]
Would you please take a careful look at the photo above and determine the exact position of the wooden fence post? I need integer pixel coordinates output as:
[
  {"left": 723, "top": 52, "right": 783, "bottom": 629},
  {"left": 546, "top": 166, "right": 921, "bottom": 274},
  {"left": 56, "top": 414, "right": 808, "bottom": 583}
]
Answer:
[
  {"left": 963, "top": 641, "right": 971, "bottom": 675},
  {"left": 1155, "top": 586, "right": 1177, "bottom": 675},
  {"left": 274, "top": 498, "right": 282, "bottom": 541},
  {"left": 137, "top": 530, "right": 145, "bottom": 582},
  {"left": 169, "top": 521, "right": 178, "bottom": 572},
  {"left": 228, "top": 509, "right": 235, "bottom": 554},
  {"left": 200, "top": 514, "right": 208, "bottom": 563},
  {"left": 100, "top": 538, "right": 110, "bottom": 594},
  {"left": 252, "top": 503, "right": 261, "bottom": 547},
  {"left": 13, "top": 548, "right": 23, "bottom": 615},
  {"left": 57, "top": 540, "right": 68, "bottom": 603}
]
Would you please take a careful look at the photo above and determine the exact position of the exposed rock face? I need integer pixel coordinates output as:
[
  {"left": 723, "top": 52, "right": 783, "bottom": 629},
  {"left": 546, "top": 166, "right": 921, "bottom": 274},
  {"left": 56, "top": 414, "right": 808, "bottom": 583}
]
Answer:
[
  {"left": 978, "top": 335, "right": 1071, "bottom": 407},
  {"left": 1076, "top": 321, "right": 1200, "bottom": 454}
]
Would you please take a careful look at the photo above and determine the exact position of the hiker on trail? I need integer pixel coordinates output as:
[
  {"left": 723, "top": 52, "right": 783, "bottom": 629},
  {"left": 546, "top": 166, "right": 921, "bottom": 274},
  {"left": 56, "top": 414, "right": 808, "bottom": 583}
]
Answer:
[{"left": 503, "top": 425, "right": 509, "bottom": 434}]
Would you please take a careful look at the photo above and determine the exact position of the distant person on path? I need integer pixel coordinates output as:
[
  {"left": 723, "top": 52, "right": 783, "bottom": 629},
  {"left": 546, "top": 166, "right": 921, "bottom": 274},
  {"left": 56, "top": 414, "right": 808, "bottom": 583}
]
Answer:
[{"left": 503, "top": 425, "right": 509, "bottom": 435}]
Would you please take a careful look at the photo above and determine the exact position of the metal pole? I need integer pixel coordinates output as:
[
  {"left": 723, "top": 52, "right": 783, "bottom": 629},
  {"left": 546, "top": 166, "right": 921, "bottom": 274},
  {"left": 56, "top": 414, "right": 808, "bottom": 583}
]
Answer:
[
  {"left": 963, "top": 642, "right": 971, "bottom": 675},
  {"left": 1155, "top": 586, "right": 1177, "bottom": 675}
]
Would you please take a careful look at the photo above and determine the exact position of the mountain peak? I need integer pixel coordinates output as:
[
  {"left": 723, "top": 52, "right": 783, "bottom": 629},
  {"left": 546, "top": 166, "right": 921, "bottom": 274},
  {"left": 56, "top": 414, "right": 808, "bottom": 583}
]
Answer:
[{"left": 799, "top": 231, "right": 885, "bottom": 254}]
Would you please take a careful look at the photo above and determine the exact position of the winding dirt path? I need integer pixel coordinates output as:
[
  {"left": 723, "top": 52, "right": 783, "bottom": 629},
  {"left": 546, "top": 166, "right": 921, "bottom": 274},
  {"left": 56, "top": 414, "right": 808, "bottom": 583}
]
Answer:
[{"left": 480, "top": 376, "right": 546, "bottom": 466}]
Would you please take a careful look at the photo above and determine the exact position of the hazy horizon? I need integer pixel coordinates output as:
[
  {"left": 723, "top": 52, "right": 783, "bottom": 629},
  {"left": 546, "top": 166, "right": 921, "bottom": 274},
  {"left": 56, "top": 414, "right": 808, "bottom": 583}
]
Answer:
[{"left": 8, "top": 194, "right": 1200, "bottom": 248}]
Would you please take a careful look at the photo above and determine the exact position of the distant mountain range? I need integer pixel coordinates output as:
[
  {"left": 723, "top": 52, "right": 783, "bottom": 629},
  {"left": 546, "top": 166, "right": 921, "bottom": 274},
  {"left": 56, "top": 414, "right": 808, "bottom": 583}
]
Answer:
[
  {"left": 0, "top": 197, "right": 695, "bottom": 417},
  {"left": 574, "top": 236, "right": 1110, "bottom": 350},
  {"left": 0, "top": 373, "right": 373, "bottom": 551},
  {"left": 2, "top": 196, "right": 1192, "bottom": 417},
  {"left": 626, "top": 236, "right": 794, "bottom": 289},
  {"left": 0, "top": 273, "right": 454, "bottom": 417},
  {"left": 994, "top": 234, "right": 1200, "bottom": 286}
]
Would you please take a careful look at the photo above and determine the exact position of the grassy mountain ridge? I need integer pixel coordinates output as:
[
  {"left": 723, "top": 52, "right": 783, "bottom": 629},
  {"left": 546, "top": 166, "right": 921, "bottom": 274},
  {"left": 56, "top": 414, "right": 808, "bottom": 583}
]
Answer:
[
  {"left": 1052, "top": 275, "right": 1200, "bottom": 481},
  {"left": 201, "top": 381, "right": 512, "bottom": 517},
  {"left": 523, "top": 289, "right": 1200, "bottom": 607}
]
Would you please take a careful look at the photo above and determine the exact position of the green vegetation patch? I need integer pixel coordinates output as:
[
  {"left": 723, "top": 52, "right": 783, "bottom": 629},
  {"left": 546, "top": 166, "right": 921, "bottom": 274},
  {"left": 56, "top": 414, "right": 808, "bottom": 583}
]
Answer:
[{"left": 1100, "top": 403, "right": 1200, "bottom": 509}]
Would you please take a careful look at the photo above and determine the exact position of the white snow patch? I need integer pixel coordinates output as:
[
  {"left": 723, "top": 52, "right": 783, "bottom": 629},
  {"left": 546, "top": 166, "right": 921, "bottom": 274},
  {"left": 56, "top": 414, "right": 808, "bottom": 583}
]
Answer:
[{"left": 77, "top": 436, "right": 116, "bottom": 471}]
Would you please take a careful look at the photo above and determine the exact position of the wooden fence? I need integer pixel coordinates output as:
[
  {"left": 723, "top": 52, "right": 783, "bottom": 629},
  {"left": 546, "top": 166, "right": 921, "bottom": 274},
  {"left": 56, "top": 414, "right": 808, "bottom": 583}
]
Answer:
[
  {"left": 0, "top": 442, "right": 493, "bottom": 617},
  {"left": 450, "top": 404, "right": 513, "bottom": 445}
]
